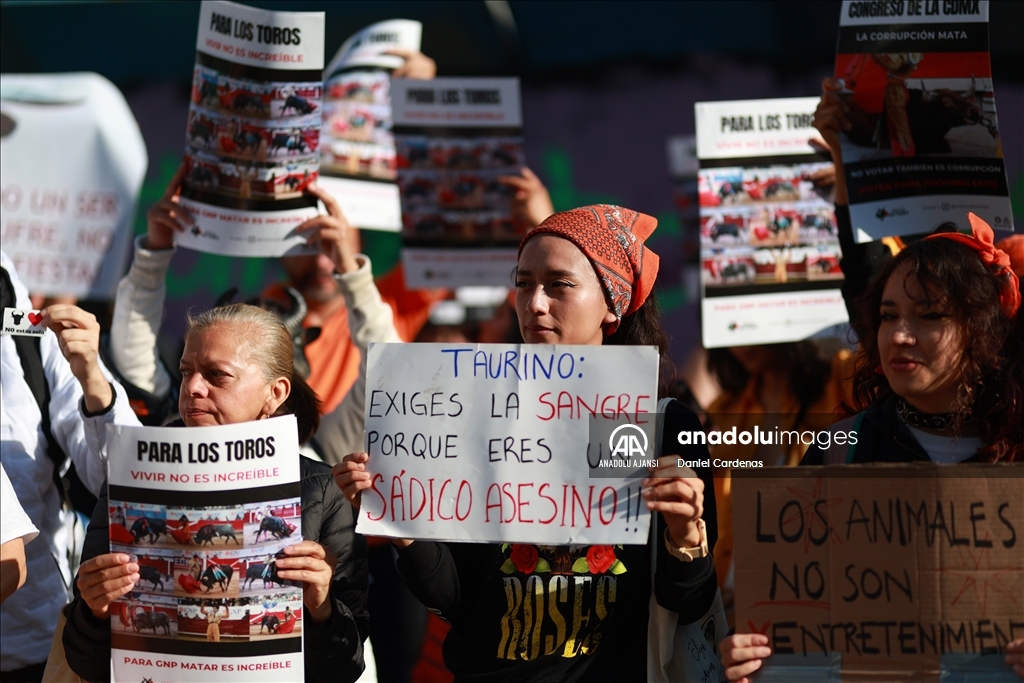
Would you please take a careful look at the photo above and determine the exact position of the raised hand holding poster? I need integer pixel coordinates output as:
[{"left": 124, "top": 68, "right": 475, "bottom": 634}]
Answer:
[
  {"left": 835, "top": 0, "right": 1015, "bottom": 242},
  {"left": 106, "top": 416, "right": 303, "bottom": 682},
  {"left": 175, "top": 0, "right": 325, "bottom": 257}
]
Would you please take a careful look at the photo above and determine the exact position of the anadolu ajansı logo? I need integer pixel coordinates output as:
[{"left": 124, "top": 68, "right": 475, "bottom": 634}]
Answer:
[{"left": 608, "top": 423, "right": 649, "bottom": 459}]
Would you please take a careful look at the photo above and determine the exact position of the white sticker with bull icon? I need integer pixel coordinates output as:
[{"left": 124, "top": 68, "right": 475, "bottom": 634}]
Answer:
[
  {"left": 105, "top": 415, "right": 303, "bottom": 682},
  {"left": 2, "top": 308, "right": 46, "bottom": 336}
]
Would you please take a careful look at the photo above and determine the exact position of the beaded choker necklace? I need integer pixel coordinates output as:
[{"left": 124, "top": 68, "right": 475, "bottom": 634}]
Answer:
[{"left": 896, "top": 398, "right": 969, "bottom": 432}]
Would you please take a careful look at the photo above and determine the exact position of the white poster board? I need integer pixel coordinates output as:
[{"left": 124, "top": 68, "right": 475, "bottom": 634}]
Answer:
[
  {"left": 318, "top": 19, "right": 423, "bottom": 232},
  {"left": 695, "top": 97, "right": 849, "bottom": 349},
  {"left": 834, "top": 0, "right": 1015, "bottom": 241},
  {"left": 106, "top": 416, "right": 303, "bottom": 683},
  {"left": 392, "top": 78, "right": 525, "bottom": 288},
  {"left": 357, "top": 343, "right": 659, "bottom": 545},
  {"left": 0, "top": 73, "right": 147, "bottom": 299},
  {"left": 176, "top": 0, "right": 325, "bottom": 257}
]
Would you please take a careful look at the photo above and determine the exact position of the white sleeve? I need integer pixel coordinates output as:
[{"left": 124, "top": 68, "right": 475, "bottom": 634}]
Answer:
[
  {"left": 335, "top": 255, "right": 402, "bottom": 349},
  {"left": 1, "top": 464, "right": 38, "bottom": 546},
  {"left": 43, "top": 330, "right": 141, "bottom": 497},
  {"left": 110, "top": 235, "right": 175, "bottom": 396}
]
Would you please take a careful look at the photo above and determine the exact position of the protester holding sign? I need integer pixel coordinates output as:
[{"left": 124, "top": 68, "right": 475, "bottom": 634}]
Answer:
[
  {"left": 1, "top": 251, "right": 141, "bottom": 683},
  {"left": 335, "top": 205, "right": 720, "bottom": 681},
  {"left": 717, "top": 207, "right": 1024, "bottom": 681},
  {"left": 61, "top": 302, "right": 369, "bottom": 682}
]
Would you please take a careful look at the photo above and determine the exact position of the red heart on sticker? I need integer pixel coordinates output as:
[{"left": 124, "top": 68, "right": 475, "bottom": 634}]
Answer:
[{"left": 27, "top": 312, "right": 43, "bottom": 326}]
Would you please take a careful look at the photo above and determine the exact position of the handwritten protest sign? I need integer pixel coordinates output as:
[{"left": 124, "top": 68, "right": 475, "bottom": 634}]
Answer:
[
  {"left": 358, "top": 343, "right": 659, "bottom": 544},
  {"left": 695, "top": 97, "right": 849, "bottom": 349},
  {"left": 0, "top": 72, "right": 147, "bottom": 299},
  {"left": 733, "top": 465, "right": 1024, "bottom": 680},
  {"left": 106, "top": 416, "right": 303, "bottom": 683},
  {"left": 176, "top": 0, "right": 325, "bottom": 257},
  {"left": 834, "top": 0, "right": 1015, "bottom": 242}
]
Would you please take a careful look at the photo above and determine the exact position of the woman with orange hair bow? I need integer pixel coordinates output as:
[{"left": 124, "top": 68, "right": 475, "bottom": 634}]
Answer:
[
  {"left": 335, "top": 205, "right": 720, "bottom": 682},
  {"left": 719, "top": 213, "right": 1024, "bottom": 682}
]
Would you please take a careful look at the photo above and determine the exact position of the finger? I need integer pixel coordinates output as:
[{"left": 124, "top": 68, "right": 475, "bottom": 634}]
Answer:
[
  {"left": 79, "top": 561, "right": 138, "bottom": 588},
  {"left": 42, "top": 306, "right": 98, "bottom": 331},
  {"left": 151, "top": 198, "right": 195, "bottom": 225},
  {"left": 725, "top": 659, "right": 765, "bottom": 681},
  {"left": 520, "top": 166, "right": 540, "bottom": 182},
  {"left": 339, "top": 452, "right": 369, "bottom": 467},
  {"left": 283, "top": 541, "right": 326, "bottom": 560},
  {"left": 80, "top": 553, "right": 133, "bottom": 573},
  {"left": 383, "top": 48, "right": 414, "bottom": 59},
  {"left": 276, "top": 567, "right": 330, "bottom": 585},
  {"left": 165, "top": 162, "right": 188, "bottom": 201},
  {"left": 84, "top": 579, "right": 138, "bottom": 610},
  {"left": 723, "top": 645, "right": 772, "bottom": 665},
  {"left": 306, "top": 184, "right": 345, "bottom": 220},
  {"left": 338, "top": 477, "right": 374, "bottom": 495},
  {"left": 643, "top": 474, "right": 698, "bottom": 495},
  {"left": 495, "top": 176, "right": 530, "bottom": 191},
  {"left": 81, "top": 569, "right": 139, "bottom": 596}
]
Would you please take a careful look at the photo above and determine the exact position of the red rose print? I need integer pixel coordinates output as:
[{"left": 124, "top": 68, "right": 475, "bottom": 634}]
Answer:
[
  {"left": 509, "top": 544, "right": 539, "bottom": 573},
  {"left": 586, "top": 545, "right": 616, "bottom": 574}
]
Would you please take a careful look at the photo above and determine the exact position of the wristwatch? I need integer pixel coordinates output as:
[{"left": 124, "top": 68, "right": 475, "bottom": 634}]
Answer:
[{"left": 664, "top": 519, "right": 709, "bottom": 563}]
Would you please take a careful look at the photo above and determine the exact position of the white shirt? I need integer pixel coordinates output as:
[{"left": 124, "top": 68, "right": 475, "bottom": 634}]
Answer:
[
  {"left": 0, "top": 250, "right": 141, "bottom": 670},
  {"left": 1, "top": 463, "right": 37, "bottom": 546},
  {"left": 906, "top": 426, "right": 983, "bottom": 464}
]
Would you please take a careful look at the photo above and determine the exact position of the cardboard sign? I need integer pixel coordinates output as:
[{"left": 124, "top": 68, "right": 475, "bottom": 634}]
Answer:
[
  {"left": 834, "top": 0, "right": 1016, "bottom": 242},
  {"left": 392, "top": 78, "right": 526, "bottom": 288},
  {"left": 0, "top": 72, "right": 147, "bottom": 299},
  {"left": 733, "top": 465, "right": 1024, "bottom": 680},
  {"left": 357, "top": 343, "right": 659, "bottom": 544},
  {"left": 176, "top": 1, "right": 325, "bottom": 257},
  {"left": 695, "top": 97, "right": 849, "bottom": 349},
  {"left": 106, "top": 416, "right": 303, "bottom": 683}
]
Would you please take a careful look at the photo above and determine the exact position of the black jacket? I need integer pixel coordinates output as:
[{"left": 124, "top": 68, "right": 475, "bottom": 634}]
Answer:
[
  {"left": 801, "top": 394, "right": 986, "bottom": 465},
  {"left": 393, "top": 399, "right": 719, "bottom": 683},
  {"left": 62, "top": 455, "right": 369, "bottom": 683}
]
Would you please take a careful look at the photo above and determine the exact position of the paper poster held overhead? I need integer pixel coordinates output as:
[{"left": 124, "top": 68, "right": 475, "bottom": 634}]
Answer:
[
  {"left": 695, "top": 97, "right": 849, "bottom": 349},
  {"left": 317, "top": 20, "right": 421, "bottom": 233},
  {"left": 175, "top": 0, "right": 325, "bottom": 258},
  {"left": 0, "top": 72, "right": 147, "bottom": 300},
  {"left": 393, "top": 78, "right": 526, "bottom": 289},
  {"left": 834, "top": 0, "right": 1016, "bottom": 242}
]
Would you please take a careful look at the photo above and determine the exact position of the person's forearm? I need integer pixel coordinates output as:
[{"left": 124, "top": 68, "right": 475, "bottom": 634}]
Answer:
[
  {"left": 80, "top": 374, "right": 114, "bottom": 414},
  {"left": 0, "top": 539, "right": 27, "bottom": 603}
]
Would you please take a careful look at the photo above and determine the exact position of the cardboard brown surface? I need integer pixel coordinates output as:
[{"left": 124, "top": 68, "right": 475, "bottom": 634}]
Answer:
[{"left": 733, "top": 464, "right": 1024, "bottom": 681}]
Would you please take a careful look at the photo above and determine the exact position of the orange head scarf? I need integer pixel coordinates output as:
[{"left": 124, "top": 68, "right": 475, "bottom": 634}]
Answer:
[
  {"left": 924, "top": 212, "right": 1020, "bottom": 319},
  {"left": 518, "top": 204, "right": 659, "bottom": 334}
]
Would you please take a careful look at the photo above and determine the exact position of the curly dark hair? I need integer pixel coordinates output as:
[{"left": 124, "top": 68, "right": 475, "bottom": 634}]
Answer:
[
  {"left": 849, "top": 225, "right": 1023, "bottom": 461},
  {"left": 604, "top": 292, "right": 675, "bottom": 398}
]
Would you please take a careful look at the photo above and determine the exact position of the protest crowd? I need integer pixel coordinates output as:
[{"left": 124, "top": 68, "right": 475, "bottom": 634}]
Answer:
[{"left": 1, "top": 2, "right": 1023, "bottom": 683}]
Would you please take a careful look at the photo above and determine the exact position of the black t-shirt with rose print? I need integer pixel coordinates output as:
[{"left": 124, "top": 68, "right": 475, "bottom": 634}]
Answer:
[{"left": 395, "top": 399, "right": 718, "bottom": 683}]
